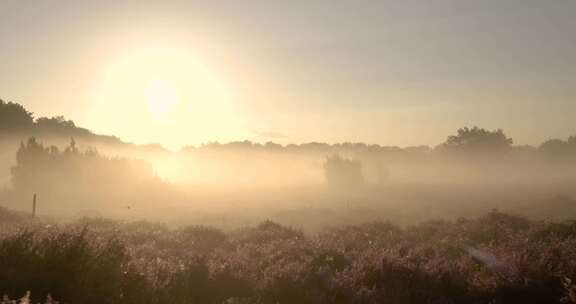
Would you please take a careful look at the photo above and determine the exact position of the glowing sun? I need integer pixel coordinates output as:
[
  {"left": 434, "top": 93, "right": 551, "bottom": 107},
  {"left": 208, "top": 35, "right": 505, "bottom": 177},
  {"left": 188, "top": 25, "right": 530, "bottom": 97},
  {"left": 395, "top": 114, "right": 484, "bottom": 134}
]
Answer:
[
  {"left": 91, "top": 46, "right": 249, "bottom": 148},
  {"left": 144, "top": 79, "right": 179, "bottom": 122}
]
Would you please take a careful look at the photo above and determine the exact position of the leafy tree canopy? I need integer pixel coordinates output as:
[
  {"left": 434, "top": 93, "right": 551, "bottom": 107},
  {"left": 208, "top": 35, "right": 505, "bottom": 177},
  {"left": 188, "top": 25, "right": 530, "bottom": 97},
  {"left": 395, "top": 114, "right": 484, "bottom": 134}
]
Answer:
[
  {"left": 439, "top": 127, "right": 513, "bottom": 154},
  {"left": 0, "top": 99, "right": 121, "bottom": 143},
  {"left": 0, "top": 99, "right": 34, "bottom": 131}
]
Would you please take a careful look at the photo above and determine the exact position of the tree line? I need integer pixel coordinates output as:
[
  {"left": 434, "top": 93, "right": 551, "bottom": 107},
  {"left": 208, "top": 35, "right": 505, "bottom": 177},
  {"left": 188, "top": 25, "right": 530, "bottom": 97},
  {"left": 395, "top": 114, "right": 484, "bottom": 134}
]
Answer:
[
  {"left": 3, "top": 99, "right": 576, "bottom": 159},
  {"left": 0, "top": 99, "right": 121, "bottom": 144}
]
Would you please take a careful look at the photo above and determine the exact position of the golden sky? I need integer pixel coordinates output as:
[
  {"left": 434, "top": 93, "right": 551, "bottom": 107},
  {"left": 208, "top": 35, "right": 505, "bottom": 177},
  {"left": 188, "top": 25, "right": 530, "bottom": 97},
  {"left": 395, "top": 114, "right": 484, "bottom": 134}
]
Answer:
[{"left": 1, "top": 0, "right": 575, "bottom": 149}]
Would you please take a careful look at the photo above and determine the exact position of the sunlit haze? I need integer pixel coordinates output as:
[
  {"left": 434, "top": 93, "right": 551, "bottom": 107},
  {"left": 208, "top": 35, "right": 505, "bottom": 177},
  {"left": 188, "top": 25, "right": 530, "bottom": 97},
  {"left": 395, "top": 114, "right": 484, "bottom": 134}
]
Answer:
[
  {"left": 1, "top": 0, "right": 575, "bottom": 149},
  {"left": 89, "top": 46, "right": 245, "bottom": 149},
  {"left": 2, "top": 2, "right": 576, "bottom": 302}
]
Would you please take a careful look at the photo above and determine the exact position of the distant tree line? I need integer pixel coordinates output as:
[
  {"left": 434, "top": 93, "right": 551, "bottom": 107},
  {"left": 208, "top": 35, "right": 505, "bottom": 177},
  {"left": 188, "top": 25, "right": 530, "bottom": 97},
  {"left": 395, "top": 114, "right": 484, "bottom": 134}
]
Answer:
[
  {"left": 185, "top": 127, "right": 576, "bottom": 163},
  {"left": 3, "top": 99, "right": 575, "bottom": 159}
]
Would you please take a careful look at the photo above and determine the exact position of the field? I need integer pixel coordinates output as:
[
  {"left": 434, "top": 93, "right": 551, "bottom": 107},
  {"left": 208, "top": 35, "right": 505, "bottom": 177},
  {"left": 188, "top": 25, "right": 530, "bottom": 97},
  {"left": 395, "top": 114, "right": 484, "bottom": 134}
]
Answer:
[
  {"left": 2, "top": 1, "right": 576, "bottom": 302},
  {"left": 1, "top": 207, "right": 576, "bottom": 304}
]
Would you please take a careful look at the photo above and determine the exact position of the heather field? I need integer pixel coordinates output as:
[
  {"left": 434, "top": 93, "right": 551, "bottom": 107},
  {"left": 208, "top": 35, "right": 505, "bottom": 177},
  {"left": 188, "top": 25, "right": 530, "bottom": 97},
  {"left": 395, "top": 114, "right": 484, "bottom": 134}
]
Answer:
[
  {"left": 2, "top": 207, "right": 576, "bottom": 304},
  {"left": 3, "top": 1, "right": 576, "bottom": 303}
]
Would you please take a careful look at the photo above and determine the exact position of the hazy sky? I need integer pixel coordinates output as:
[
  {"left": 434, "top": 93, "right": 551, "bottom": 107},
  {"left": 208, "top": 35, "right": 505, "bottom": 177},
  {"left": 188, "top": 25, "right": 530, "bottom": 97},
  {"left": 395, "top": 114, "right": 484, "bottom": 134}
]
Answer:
[{"left": 1, "top": 0, "right": 575, "bottom": 149}]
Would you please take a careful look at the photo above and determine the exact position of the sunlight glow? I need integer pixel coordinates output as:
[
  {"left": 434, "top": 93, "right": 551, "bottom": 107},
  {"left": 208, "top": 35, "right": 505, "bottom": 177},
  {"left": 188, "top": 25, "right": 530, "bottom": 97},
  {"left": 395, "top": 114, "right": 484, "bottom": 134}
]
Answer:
[
  {"left": 144, "top": 79, "right": 179, "bottom": 123},
  {"left": 91, "top": 46, "right": 249, "bottom": 149}
]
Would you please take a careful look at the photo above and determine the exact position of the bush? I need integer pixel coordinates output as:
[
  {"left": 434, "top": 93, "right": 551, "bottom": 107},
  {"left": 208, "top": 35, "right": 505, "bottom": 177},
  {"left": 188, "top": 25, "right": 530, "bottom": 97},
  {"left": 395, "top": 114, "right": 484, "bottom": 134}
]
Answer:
[{"left": 1, "top": 214, "right": 576, "bottom": 303}]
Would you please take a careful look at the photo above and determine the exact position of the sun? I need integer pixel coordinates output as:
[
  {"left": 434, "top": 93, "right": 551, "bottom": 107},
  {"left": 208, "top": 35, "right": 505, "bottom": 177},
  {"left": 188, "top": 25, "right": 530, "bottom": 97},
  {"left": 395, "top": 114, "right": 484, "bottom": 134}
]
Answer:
[
  {"left": 144, "top": 79, "right": 179, "bottom": 122},
  {"left": 91, "top": 46, "right": 251, "bottom": 148}
]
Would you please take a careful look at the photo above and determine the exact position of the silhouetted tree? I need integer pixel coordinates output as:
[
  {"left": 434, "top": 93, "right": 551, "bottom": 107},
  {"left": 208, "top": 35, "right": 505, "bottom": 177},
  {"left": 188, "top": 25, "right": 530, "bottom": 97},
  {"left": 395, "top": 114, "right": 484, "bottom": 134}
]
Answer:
[
  {"left": 35, "top": 116, "right": 93, "bottom": 137},
  {"left": 0, "top": 99, "right": 34, "bottom": 132},
  {"left": 438, "top": 127, "right": 513, "bottom": 156},
  {"left": 539, "top": 136, "right": 576, "bottom": 160},
  {"left": 10, "top": 137, "right": 155, "bottom": 208},
  {"left": 0, "top": 99, "right": 124, "bottom": 144},
  {"left": 10, "top": 137, "right": 52, "bottom": 191}
]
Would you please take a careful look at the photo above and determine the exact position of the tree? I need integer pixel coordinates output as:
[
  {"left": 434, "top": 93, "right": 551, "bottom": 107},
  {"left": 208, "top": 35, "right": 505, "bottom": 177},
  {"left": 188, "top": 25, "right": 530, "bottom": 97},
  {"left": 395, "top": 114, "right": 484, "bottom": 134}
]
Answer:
[
  {"left": 35, "top": 116, "right": 93, "bottom": 137},
  {"left": 0, "top": 99, "right": 119, "bottom": 143},
  {"left": 439, "top": 127, "right": 513, "bottom": 155},
  {"left": 539, "top": 137, "right": 576, "bottom": 160},
  {"left": 10, "top": 137, "right": 156, "bottom": 209},
  {"left": 0, "top": 99, "right": 34, "bottom": 132},
  {"left": 11, "top": 137, "right": 54, "bottom": 191}
]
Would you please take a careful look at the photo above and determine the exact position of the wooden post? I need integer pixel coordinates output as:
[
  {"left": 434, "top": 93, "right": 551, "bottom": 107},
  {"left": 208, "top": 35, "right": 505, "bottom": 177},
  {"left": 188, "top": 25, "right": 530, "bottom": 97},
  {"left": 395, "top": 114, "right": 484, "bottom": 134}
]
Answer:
[{"left": 32, "top": 193, "right": 37, "bottom": 217}]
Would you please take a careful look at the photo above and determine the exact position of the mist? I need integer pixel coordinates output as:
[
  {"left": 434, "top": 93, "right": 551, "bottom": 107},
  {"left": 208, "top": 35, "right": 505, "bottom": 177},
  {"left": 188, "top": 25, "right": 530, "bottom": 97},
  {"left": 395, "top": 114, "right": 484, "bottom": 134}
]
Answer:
[
  {"left": 1, "top": 1, "right": 576, "bottom": 301},
  {"left": 2, "top": 104, "right": 576, "bottom": 233}
]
